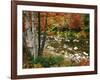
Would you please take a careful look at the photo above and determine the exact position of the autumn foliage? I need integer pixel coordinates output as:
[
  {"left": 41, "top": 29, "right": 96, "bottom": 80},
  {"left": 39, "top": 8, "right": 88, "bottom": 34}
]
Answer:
[
  {"left": 39, "top": 12, "right": 85, "bottom": 32},
  {"left": 23, "top": 11, "right": 90, "bottom": 68}
]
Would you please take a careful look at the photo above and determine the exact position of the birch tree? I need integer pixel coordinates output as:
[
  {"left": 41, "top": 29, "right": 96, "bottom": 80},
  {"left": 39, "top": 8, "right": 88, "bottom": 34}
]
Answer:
[{"left": 23, "top": 11, "right": 38, "bottom": 60}]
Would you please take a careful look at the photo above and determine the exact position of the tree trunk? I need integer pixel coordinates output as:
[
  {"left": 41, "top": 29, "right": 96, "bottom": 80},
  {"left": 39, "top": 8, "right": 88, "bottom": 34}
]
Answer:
[
  {"left": 31, "top": 12, "right": 38, "bottom": 60},
  {"left": 38, "top": 12, "right": 42, "bottom": 56},
  {"left": 40, "top": 13, "right": 48, "bottom": 54},
  {"left": 24, "top": 12, "right": 38, "bottom": 60}
]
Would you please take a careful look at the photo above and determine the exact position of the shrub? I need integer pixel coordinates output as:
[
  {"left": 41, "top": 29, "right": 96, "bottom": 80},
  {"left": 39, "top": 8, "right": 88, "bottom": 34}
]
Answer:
[{"left": 29, "top": 55, "right": 67, "bottom": 68}]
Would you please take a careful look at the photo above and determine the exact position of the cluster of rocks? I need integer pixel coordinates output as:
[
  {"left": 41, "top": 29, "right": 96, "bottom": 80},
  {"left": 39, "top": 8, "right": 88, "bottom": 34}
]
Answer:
[{"left": 43, "top": 35, "right": 89, "bottom": 64}]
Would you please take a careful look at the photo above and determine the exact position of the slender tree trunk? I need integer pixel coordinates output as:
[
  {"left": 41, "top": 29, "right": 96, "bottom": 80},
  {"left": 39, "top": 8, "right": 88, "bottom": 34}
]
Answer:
[
  {"left": 31, "top": 12, "right": 38, "bottom": 60},
  {"left": 40, "top": 13, "right": 48, "bottom": 54},
  {"left": 38, "top": 12, "right": 41, "bottom": 56}
]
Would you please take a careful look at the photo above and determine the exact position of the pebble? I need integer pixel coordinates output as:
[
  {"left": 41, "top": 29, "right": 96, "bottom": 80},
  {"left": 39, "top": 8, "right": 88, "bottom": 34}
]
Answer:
[
  {"left": 83, "top": 52, "right": 88, "bottom": 56},
  {"left": 74, "top": 47, "right": 78, "bottom": 50},
  {"left": 63, "top": 44, "right": 67, "bottom": 48},
  {"left": 68, "top": 47, "right": 72, "bottom": 50},
  {"left": 73, "top": 39, "right": 79, "bottom": 42}
]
